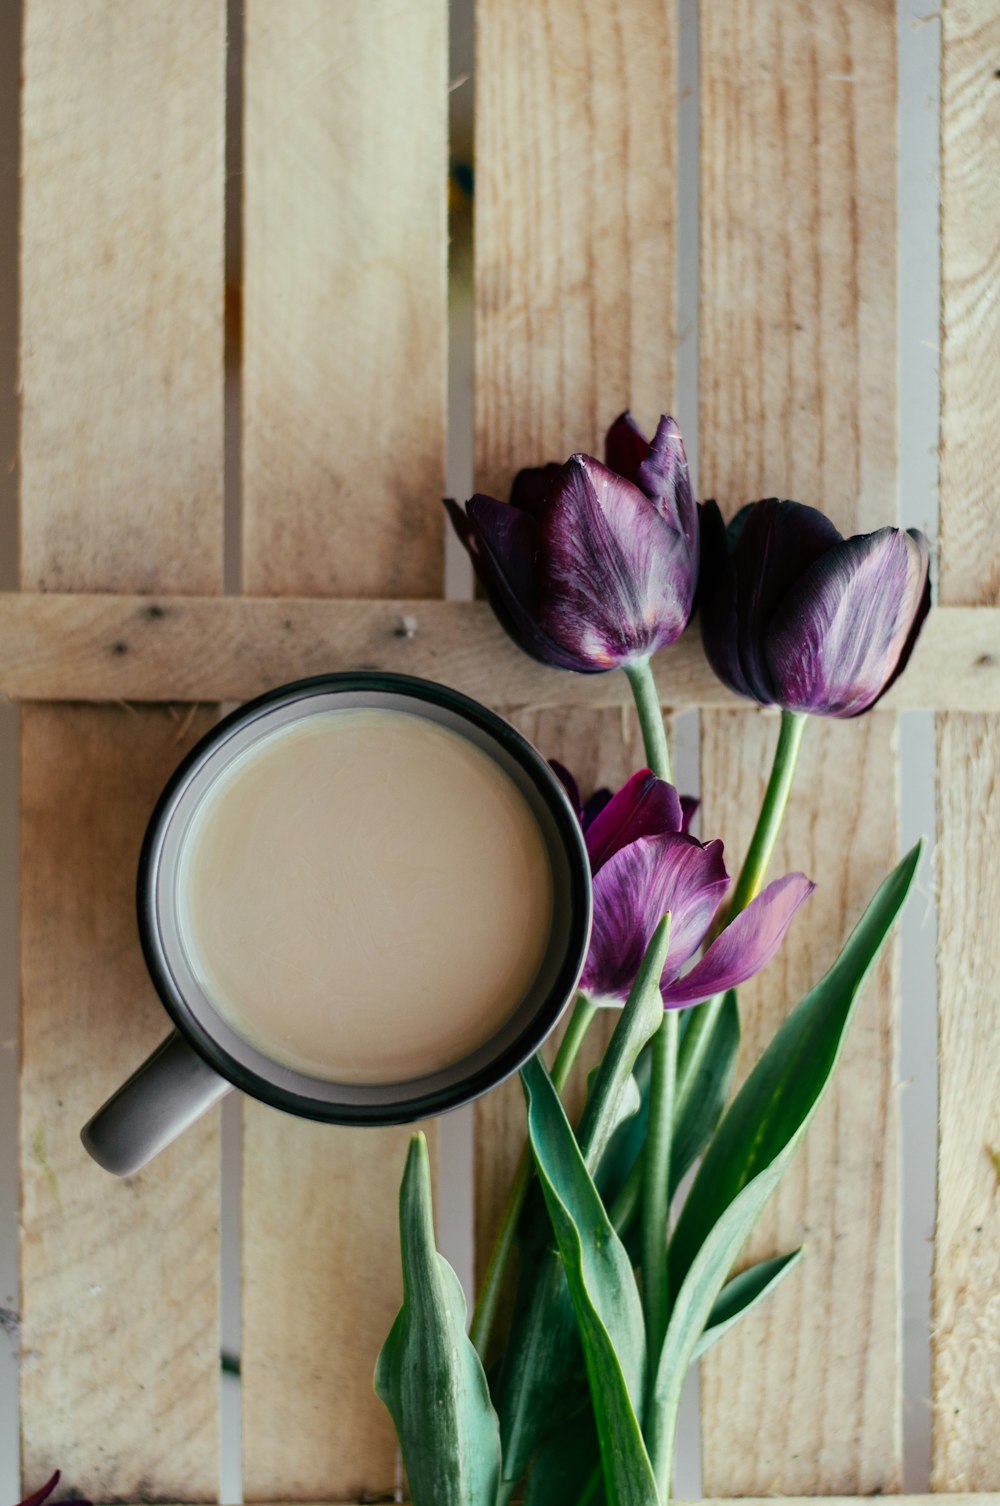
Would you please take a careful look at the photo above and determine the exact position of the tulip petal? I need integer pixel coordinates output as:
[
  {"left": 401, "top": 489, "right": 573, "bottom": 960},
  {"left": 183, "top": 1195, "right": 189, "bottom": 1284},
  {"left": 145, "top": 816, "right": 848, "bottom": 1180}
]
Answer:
[
  {"left": 604, "top": 410, "right": 651, "bottom": 487},
  {"left": 680, "top": 795, "right": 699, "bottom": 835},
  {"left": 549, "top": 759, "right": 583, "bottom": 818},
  {"left": 582, "top": 833, "right": 729, "bottom": 1001},
  {"left": 660, "top": 872, "right": 815, "bottom": 1006},
  {"left": 582, "top": 786, "right": 613, "bottom": 828},
  {"left": 733, "top": 500, "right": 843, "bottom": 702},
  {"left": 584, "top": 769, "right": 684, "bottom": 873},
  {"left": 764, "top": 528, "right": 930, "bottom": 716},
  {"left": 699, "top": 499, "right": 756, "bottom": 700},
  {"left": 509, "top": 462, "right": 564, "bottom": 518},
  {"left": 860, "top": 529, "right": 931, "bottom": 712},
  {"left": 541, "top": 456, "right": 695, "bottom": 666},
  {"left": 638, "top": 415, "right": 698, "bottom": 560},
  {"left": 456, "top": 495, "right": 596, "bottom": 672}
]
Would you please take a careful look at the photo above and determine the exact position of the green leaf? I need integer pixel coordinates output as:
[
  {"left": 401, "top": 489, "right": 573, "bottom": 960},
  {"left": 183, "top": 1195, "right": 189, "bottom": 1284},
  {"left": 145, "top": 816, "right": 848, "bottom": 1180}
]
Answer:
[
  {"left": 646, "top": 845, "right": 921, "bottom": 1478},
  {"left": 494, "top": 917, "right": 672, "bottom": 1487},
  {"left": 523, "top": 1405, "right": 602, "bottom": 1506},
  {"left": 375, "top": 1134, "right": 501, "bottom": 1506},
  {"left": 522, "top": 1055, "right": 659, "bottom": 1506},
  {"left": 670, "top": 989, "right": 740, "bottom": 1196},
  {"left": 693, "top": 1249, "right": 803, "bottom": 1360}
]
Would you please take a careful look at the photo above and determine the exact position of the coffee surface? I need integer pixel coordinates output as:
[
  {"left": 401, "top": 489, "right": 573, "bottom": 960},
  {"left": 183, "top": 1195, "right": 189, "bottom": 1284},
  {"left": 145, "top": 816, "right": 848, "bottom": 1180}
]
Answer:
[{"left": 176, "top": 709, "right": 554, "bottom": 1083}]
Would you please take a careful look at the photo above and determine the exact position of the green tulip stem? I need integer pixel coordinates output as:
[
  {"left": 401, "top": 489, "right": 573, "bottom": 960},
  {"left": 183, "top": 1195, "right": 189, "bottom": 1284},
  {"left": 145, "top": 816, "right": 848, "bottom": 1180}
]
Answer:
[
  {"left": 468, "top": 991, "right": 599, "bottom": 1359},
  {"left": 642, "top": 990, "right": 677, "bottom": 1375},
  {"left": 624, "top": 657, "right": 672, "bottom": 784},
  {"left": 725, "top": 709, "right": 808, "bottom": 918}
]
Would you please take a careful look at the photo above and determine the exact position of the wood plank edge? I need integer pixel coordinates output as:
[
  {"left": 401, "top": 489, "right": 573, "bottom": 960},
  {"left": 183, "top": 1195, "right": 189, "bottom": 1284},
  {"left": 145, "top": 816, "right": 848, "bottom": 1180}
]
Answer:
[{"left": 0, "top": 596, "right": 993, "bottom": 711}]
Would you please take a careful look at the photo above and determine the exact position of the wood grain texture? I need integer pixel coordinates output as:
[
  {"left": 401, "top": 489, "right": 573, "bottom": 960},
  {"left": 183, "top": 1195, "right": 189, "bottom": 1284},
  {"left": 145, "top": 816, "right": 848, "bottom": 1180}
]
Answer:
[
  {"left": 20, "top": 3, "right": 224, "bottom": 597},
  {"left": 475, "top": 0, "right": 678, "bottom": 495},
  {"left": 239, "top": 4, "right": 447, "bottom": 1497},
  {"left": 0, "top": 593, "right": 996, "bottom": 711},
  {"left": 700, "top": 0, "right": 896, "bottom": 534},
  {"left": 938, "top": 0, "right": 1000, "bottom": 607},
  {"left": 700, "top": 713, "right": 901, "bottom": 1494},
  {"left": 242, "top": 0, "right": 446, "bottom": 598},
  {"left": 20, "top": 707, "right": 222, "bottom": 1497},
  {"left": 241, "top": 1111, "right": 422, "bottom": 1503},
  {"left": 19, "top": 3, "right": 226, "bottom": 1497},
  {"left": 934, "top": 717, "right": 1000, "bottom": 1489},
  {"left": 473, "top": 707, "right": 645, "bottom": 1316},
  {"left": 698, "top": 1, "right": 901, "bottom": 1492},
  {"left": 933, "top": 1, "right": 1000, "bottom": 1486}
]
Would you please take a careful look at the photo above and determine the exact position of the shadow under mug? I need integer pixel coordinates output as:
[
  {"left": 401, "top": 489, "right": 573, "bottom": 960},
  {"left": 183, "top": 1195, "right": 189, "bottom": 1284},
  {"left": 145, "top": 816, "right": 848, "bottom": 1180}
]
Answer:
[{"left": 82, "top": 672, "right": 593, "bottom": 1177}]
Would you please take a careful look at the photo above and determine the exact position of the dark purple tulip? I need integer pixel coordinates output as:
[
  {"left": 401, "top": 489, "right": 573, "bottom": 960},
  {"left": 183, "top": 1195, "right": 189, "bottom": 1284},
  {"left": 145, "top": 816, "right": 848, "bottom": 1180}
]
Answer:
[
  {"left": 699, "top": 498, "right": 931, "bottom": 717},
  {"left": 445, "top": 413, "right": 698, "bottom": 674},
  {"left": 565, "top": 768, "right": 814, "bottom": 1008}
]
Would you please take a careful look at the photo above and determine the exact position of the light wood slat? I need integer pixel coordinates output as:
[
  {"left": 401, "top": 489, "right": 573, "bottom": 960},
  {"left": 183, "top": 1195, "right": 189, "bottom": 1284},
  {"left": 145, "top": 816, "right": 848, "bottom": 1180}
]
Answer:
[
  {"left": 0, "top": 594, "right": 996, "bottom": 711},
  {"left": 241, "top": 1, "right": 446, "bottom": 598},
  {"left": 700, "top": 713, "right": 900, "bottom": 1492},
  {"left": 933, "top": 0, "right": 1000, "bottom": 1488},
  {"left": 474, "top": 707, "right": 646, "bottom": 1336},
  {"left": 698, "top": 1, "right": 901, "bottom": 1493},
  {"left": 239, "top": 4, "right": 447, "bottom": 1498},
  {"left": 473, "top": 0, "right": 678, "bottom": 1372},
  {"left": 935, "top": 718, "right": 1000, "bottom": 1489},
  {"left": 475, "top": 0, "right": 677, "bottom": 494},
  {"left": 20, "top": 706, "right": 222, "bottom": 1493},
  {"left": 18, "top": 3, "right": 226, "bottom": 1497}
]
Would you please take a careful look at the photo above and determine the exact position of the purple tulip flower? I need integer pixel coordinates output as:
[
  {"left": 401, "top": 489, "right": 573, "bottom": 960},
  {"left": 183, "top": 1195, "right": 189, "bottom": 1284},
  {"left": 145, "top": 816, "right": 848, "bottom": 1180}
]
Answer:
[
  {"left": 699, "top": 498, "right": 931, "bottom": 717},
  {"left": 562, "top": 767, "right": 814, "bottom": 1008},
  {"left": 445, "top": 413, "right": 698, "bottom": 674}
]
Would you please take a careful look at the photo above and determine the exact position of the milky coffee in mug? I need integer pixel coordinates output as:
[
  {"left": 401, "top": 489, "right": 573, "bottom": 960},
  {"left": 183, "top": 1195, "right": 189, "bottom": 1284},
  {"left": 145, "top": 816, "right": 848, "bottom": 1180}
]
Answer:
[{"left": 82, "top": 674, "right": 592, "bottom": 1175}]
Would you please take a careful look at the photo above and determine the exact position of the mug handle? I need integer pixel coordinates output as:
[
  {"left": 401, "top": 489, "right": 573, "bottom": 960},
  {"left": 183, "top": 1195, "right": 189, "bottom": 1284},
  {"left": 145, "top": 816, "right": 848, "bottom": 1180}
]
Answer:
[{"left": 81, "top": 1030, "right": 231, "bottom": 1177}]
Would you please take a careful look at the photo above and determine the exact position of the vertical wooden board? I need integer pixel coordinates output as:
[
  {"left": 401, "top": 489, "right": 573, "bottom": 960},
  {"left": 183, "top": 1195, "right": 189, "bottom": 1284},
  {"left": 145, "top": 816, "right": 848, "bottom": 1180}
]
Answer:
[
  {"left": 699, "top": 712, "right": 901, "bottom": 1494},
  {"left": 239, "top": 3, "right": 448, "bottom": 1497},
  {"left": 241, "top": 1113, "right": 421, "bottom": 1502},
  {"left": 934, "top": 717, "right": 1000, "bottom": 1489},
  {"left": 933, "top": 1, "right": 1000, "bottom": 1487},
  {"left": 241, "top": 0, "right": 447, "bottom": 599},
  {"left": 937, "top": 0, "right": 1000, "bottom": 607},
  {"left": 19, "top": 4, "right": 226, "bottom": 1498},
  {"left": 20, "top": 3, "right": 225, "bottom": 598},
  {"left": 474, "top": 707, "right": 645, "bottom": 1307},
  {"left": 473, "top": 0, "right": 678, "bottom": 1303},
  {"left": 475, "top": 0, "right": 677, "bottom": 498},
  {"left": 20, "top": 707, "right": 222, "bottom": 1497},
  {"left": 698, "top": 1, "right": 901, "bottom": 1493}
]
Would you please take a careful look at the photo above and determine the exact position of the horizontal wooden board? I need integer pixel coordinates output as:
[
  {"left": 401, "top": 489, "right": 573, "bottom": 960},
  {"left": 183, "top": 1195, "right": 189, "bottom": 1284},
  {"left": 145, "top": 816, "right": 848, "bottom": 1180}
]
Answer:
[{"left": 0, "top": 593, "right": 991, "bottom": 711}]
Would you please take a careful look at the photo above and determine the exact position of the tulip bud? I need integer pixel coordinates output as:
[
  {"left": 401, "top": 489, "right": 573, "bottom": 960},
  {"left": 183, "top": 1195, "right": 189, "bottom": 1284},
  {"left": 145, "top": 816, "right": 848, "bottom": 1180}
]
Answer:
[
  {"left": 446, "top": 414, "right": 698, "bottom": 674},
  {"left": 699, "top": 498, "right": 931, "bottom": 717}
]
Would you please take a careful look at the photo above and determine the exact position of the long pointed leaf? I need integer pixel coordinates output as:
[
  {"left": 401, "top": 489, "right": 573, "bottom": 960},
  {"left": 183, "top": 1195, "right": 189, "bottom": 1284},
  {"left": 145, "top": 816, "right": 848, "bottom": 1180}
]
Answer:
[
  {"left": 693, "top": 1249, "right": 803, "bottom": 1360},
  {"left": 647, "top": 846, "right": 920, "bottom": 1473},
  {"left": 523, "top": 1407, "right": 602, "bottom": 1506},
  {"left": 495, "top": 917, "right": 672, "bottom": 1486},
  {"left": 522, "top": 1055, "right": 659, "bottom": 1506},
  {"left": 375, "top": 1134, "right": 501, "bottom": 1506}
]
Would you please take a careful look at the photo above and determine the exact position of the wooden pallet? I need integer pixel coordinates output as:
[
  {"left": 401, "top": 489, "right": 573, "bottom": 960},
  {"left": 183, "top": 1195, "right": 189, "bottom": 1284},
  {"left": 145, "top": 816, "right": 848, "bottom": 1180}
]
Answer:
[{"left": 9, "top": 0, "right": 999, "bottom": 1501}]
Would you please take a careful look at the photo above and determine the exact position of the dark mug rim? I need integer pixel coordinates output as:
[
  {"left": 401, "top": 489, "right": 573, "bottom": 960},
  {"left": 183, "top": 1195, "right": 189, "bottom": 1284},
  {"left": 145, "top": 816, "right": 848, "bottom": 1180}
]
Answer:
[{"left": 136, "top": 671, "right": 593, "bottom": 1125}]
